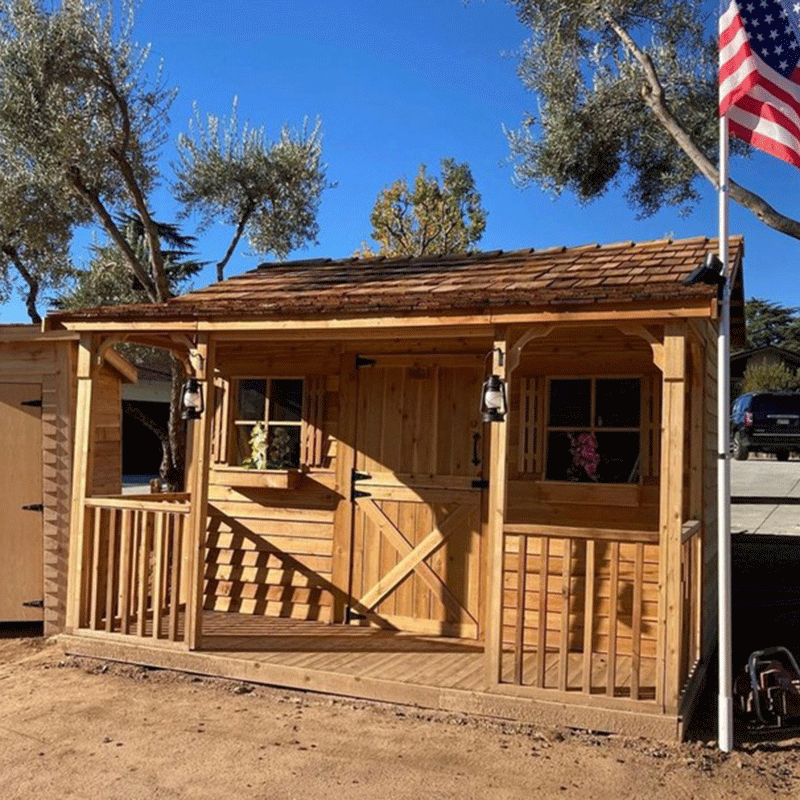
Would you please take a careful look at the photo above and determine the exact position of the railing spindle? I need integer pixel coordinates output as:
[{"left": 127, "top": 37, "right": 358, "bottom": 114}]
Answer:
[
  {"left": 582, "top": 539, "right": 595, "bottom": 694},
  {"left": 631, "top": 542, "right": 644, "bottom": 700},
  {"left": 559, "top": 538, "right": 572, "bottom": 691},
  {"left": 606, "top": 541, "right": 620, "bottom": 697},
  {"left": 513, "top": 534, "right": 528, "bottom": 684},
  {"left": 536, "top": 536, "right": 549, "bottom": 688}
]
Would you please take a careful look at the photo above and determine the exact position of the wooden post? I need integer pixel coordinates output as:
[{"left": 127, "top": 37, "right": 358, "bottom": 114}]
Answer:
[
  {"left": 484, "top": 328, "right": 509, "bottom": 686},
  {"left": 331, "top": 350, "right": 357, "bottom": 622},
  {"left": 65, "top": 333, "right": 96, "bottom": 632},
  {"left": 657, "top": 322, "right": 686, "bottom": 714},
  {"left": 184, "top": 335, "right": 215, "bottom": 650}
]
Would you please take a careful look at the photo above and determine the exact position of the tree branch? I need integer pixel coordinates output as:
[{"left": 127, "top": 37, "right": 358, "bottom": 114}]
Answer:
[
  {"left": 601, "top": 8, "right": 800, "bottom": 241},
  {"left": 65, "top": 165, "right": 159, "bottom": 300},
  {"left": 2, "top": 245, "right": 40, "bottom": 323},
  {"left": 108, "top": 146, "right": 171, "bottom": 301},
  {"left": 216, "top": 199, "right": 255, "bottom": 282}
]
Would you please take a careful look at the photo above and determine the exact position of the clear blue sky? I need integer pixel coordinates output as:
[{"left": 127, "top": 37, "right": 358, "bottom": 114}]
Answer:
[{"left": 1, "top": 0, "right": 798, "bottom": 323}]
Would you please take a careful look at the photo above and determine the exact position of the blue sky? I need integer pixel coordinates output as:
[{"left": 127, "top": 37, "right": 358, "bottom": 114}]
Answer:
[{"left": 2, "top": 0, "right": 799, "bottom": 323}]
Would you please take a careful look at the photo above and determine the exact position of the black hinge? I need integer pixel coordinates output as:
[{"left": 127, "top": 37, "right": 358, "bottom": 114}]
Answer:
[
  {"left": 355, "top": 355, "right": 376, "bottom": 369},
  {"left": 22, "top": 599, "right": 44, "bottom": 608},
  {"left": 21, "top": 399, "right": 42, "bottom": 407},
  {"left": 351, "top": 469, "right": 371, "bottom": 500},
  {"left": 21, "top": 503, "right": 44, "bottom": 512},
  {"left": 471, "top": 479, "right": 489, "bottom": 489}
]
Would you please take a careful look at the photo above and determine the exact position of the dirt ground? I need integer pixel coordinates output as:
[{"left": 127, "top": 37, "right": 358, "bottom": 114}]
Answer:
[{"left": 2, "top": 633, "right": 800, "bottom": 799}]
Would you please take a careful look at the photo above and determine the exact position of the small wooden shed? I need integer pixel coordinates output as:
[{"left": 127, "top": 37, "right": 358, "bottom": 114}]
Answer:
[
  {"left": 0, "top": 325, "right": 135, "bottom": 633},
  {"left": 46, "top": 235, "right": 745, "bottom": 739}
]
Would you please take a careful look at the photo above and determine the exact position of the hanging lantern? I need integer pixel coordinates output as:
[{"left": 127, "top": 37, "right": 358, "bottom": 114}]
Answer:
[
  {"left": 181, "top": 377, "right": 204, "bottom": 420},
  {"left": 481, "top": 374, "right": 507, "bottom": 423}
]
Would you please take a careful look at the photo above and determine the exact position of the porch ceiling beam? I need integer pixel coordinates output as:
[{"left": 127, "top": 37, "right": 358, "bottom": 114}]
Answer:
[
  {"left": 357, "top": 504, "right": 475, "bottom": 612},
  {"left": 355, "top": 498, "right": 477, "bottom": 623}
]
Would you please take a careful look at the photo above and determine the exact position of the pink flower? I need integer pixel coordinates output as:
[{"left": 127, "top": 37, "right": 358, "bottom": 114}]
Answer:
[{"left": 569, "top": 432, "right": 599, "bottom": 479}]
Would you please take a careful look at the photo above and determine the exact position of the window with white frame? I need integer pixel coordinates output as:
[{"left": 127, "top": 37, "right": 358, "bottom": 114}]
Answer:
[
  {"left": 232, "top": 378, "right": 303, "bottom": 469},
  {"left": 544, "top": 377, "right": 641, "bottom": 484}
]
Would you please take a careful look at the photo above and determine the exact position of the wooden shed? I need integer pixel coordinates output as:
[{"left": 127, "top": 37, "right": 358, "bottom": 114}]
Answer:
[
  {"left": 46, "top": 235, "right": 745, "bottom": 739},
  {"left": 0, "top": 325, "right": 135, "bottom": 633}
]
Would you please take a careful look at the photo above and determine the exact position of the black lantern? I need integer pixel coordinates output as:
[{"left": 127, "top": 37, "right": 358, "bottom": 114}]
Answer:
[
  {"left": 481, "top": 373, "right": 507, "bottom": 423},
  {"left": 181, "top": 377, "right": 204, "bottom": 420}
]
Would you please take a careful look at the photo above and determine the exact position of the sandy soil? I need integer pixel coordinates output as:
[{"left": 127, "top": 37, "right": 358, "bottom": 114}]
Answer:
[{"left": 1, "top": 634, "right": 800, "bottom": 799}]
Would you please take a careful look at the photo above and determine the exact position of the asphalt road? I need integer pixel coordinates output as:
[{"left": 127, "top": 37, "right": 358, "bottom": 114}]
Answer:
[{"left": 731, "top": 457, "right": 800, "bottom": 535}]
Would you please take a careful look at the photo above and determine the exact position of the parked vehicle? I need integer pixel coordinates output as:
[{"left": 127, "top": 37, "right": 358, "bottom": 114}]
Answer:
[{"left": 730, "top": 392, "right": 800, "bottom": 461}]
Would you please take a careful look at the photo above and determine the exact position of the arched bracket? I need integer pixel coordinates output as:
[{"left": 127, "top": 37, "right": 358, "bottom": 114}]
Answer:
[
  {"left": 615, "top": 323, "right": 664, "bottom": 373},
  {"left": 507, "top": 324, "right": 556, "bottom": 375}
]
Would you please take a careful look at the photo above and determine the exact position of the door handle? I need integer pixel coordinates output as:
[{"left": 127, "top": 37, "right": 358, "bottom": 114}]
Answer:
[{"left": 472, "top": 432, "right": 481, "bottom": 466}]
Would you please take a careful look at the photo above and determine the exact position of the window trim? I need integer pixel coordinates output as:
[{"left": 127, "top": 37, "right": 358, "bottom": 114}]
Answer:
[
  {"left": 229, "top": 375, "right": 305, "bottom": 471},
  {"left": 543, "top": 374, "right": 644, "bottom": 486}
]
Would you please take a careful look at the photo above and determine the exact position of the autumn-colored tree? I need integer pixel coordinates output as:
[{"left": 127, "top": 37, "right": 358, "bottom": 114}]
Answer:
[{"left": 359, "top": 159, "right": 486, "bottom": 257}]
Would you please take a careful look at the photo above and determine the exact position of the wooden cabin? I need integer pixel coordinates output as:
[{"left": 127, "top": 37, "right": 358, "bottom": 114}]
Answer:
[
  {"left": 45, "top": 235, "right": 745, "bottom": 739},
  {"left": 0, "top": 325, "right": 135, "bottom": 633}
]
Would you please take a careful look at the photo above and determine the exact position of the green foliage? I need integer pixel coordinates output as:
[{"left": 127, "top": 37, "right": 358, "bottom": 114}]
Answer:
[
  {"left": 54, "top": 214, "right": 203, "bottom": 310},
  {"left": 0, "top": 0, "right": 177, "bottom": 304},
  {"left": 506, "top": 1, "right": 744, "bottom": 217},
  {"left": 741, "top": 361, "right": 800, "bottom": 393},
  {"left": 174, "top": 101, "right": 327, "bottom": 280},
  {"left": 745, "top": 298, "right": 800, "bottom": 351},
  {"left": 360, "top": 159, "right": 486, "bottom": 257}
]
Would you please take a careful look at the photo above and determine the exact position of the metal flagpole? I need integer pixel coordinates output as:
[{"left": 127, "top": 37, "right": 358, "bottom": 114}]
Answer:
[{"left": 717, "top": 111, "right": 733, "bottom": 753}]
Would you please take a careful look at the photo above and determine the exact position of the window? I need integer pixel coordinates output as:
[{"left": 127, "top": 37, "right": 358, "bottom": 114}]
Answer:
[
  {"left": 232, "top": 378, "right": 303, "bottom": 469},
  {"left": 545, "top": 377, "right": 641, "bottom": 484}
]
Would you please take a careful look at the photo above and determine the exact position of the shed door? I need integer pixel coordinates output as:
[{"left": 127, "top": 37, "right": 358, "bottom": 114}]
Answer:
[
  {"left": 349, "top": 356, "right": 485, "bottom": 638},
  {"left": 0, "top": 383, "right": 43, "bottom": 622}
]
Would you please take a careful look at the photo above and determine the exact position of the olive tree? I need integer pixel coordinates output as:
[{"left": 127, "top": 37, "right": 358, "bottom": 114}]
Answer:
[
  {"left": 174, "top": 102, "right": 327, "bottom": 282},
  {"left": 506, "top": 0, "right": 800, "bottom": 239}
]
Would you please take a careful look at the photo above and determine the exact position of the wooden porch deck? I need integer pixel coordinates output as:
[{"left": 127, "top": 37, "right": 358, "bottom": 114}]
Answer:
[{"left": 60, "top": 612, "right": 677, "bottom": 739}]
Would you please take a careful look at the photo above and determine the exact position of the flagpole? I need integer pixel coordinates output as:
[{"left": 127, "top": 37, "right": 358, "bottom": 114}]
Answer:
[{"left": 718, "top": 111, "right": 733, "bottom": 753}]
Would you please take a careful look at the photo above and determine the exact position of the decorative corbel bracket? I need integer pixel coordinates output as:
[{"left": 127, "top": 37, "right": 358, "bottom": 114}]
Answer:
[
  {"left": 507, "top": 324, "right": 556, "bottom": 375},
  {"left": 615, "top": 323, "right": 664, "bottom": 373}
]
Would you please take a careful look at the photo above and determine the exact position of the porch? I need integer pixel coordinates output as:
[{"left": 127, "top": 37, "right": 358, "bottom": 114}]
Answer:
[
  {"left": 63, "top": 489, "right": 701, "bottom": 739},
  {"left": 61, "top": 609, "right": 678, "bottom": 739}
]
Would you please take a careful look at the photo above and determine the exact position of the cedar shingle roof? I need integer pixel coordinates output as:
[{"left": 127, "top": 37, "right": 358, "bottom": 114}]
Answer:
[{"left": 47, "top": 235, "right": 744, "bottom": 324}]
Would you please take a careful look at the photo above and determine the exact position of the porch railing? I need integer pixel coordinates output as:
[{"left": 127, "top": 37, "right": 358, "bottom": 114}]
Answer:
[
  {"left": 500, "top": 520, "right": 704, "bottom": 709},
  {"left": 501, "top": 524, "right": 660, "bottom": 703},
  {"left": 679, "top": 519, "right": 703, "bottom": 693},
  {"left": 76, "top": 494, "right": 192, "bottom": 643}
]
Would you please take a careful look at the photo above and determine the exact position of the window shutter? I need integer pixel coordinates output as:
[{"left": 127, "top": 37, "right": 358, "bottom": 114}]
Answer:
[
  {"left": 301, "top": 376, "right": 326, "bottom": 468},
  {"left": 212, "top": 377, "right": 229, "bottom": 464},
  {"left": 518, "top": 377, "right": 544, "bottom": 475}
]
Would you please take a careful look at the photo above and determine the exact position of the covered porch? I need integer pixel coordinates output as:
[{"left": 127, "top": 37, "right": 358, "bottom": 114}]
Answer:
[{"left": 51, "top": 238, "right": 746, "bottom": 739}]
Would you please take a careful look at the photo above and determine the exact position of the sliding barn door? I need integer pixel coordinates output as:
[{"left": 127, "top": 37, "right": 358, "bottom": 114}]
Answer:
[{"left": 349, "top": 356, "right": 485, "bottom": 638}]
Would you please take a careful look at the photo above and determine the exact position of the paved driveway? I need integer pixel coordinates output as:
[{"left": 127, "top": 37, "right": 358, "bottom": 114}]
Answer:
[{"left": 731, "top": 457, "right": 800, "bottom": 535}]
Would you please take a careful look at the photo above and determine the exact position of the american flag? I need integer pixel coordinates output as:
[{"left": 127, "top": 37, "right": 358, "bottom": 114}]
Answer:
[{"left": 719, "top": 0, "right": 800, "bottom": 168}]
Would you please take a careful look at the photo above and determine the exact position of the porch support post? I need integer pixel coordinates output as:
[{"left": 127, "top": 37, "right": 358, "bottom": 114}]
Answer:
[
  {"left": 66, "top": 333, "right": 97, "bottom": 632},
  {"left": 332, "top": 350, "right": 358, "bottom": 623},
  {"left": 657, "top": 321, "right": 686, "bottom": 714},
  {"left": 184, "top": 334, "right": 214, "bottom": 651},
  {"left": 485, "top": 327, "right": 509, "bottom": 686}
]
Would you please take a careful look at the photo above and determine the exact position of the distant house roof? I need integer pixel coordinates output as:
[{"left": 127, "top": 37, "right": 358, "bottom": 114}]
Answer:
[
  {"left": 730, "top": 345, "right": 800, "bottom": 379},
  {"left": 45, "top": 235, "right": 745, "bottom": 338}
]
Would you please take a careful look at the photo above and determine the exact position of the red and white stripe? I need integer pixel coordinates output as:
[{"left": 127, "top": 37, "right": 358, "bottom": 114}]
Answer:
[{"left": 719, "top": 0, "right": 800, "bottom": 169}]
